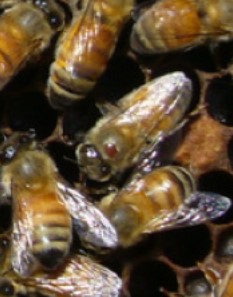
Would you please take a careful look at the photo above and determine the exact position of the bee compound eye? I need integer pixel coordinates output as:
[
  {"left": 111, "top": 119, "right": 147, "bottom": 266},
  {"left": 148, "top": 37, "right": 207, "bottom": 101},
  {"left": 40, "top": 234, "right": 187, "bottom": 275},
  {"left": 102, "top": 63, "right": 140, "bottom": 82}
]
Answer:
[
  {"left": 77, "top": 144, "right": 99, "bottom": 165},
  {"left": 0, "top": 236, "right": 9, "bottom": 250},
  {"left": 47, "top": 12, "right": 64, "bottom": 30},
  {"left": 77, "top": 144, "right": 111, "bottom": 181},
  {"left": 33, "top": 0, "right": 64, "bottom": 31},
  {"left": 0, "top": 280, "right": 14, "bottom": 296},
  {"left": 103, "top": 142, "right": 119, "bottom": 159},
  {"left": 0, "top": 145, "right": 16, "bottom": 164}
]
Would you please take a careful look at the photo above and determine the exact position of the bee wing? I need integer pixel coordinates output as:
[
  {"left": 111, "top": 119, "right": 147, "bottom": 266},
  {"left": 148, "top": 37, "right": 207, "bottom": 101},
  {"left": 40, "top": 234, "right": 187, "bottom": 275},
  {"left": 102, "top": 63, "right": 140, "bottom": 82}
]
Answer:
[
  {"left": 130, "top": 119, "right": 187, "bottom": 180},
  {"left": 11, "top": 193, "right": 36, "bottom": 277},
  {"left": 58, "top": 182, "right": 118, "bottom": 249},
  {"left": 142, "top": 191, "right": 231, "bottom": 234},
  {"left": 31, "top": 255, "right": 122, "bottom": 297}
]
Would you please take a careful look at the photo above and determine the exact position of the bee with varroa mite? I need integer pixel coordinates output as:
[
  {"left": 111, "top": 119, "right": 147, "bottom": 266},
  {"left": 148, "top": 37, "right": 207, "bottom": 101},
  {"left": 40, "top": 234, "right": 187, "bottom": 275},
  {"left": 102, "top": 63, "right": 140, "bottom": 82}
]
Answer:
[
  {"left": 0, "top": 132, "right": 118, "bottom": 277},
  {"left": 0, "top": 0, "right": 64, "bottom": 91},
  {"left": 76, "top": 71, "right": 192, "bottom": 182},
  {"left": 47, "top": 0, "right": 133, "bottom": 109},
  {"left": 130, "top": 0, "right": 233, "bottom": 54},
  {"left": 0, "top": 253, "right": 122, "bottom": 297}
]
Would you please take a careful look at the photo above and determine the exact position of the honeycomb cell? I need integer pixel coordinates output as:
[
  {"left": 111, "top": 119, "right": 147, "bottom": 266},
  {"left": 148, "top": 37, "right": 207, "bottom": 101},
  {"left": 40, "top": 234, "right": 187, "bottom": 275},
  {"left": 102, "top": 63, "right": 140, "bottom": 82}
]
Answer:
[
  {"left": 128, "top": 260, "right": 178, "bottom": 297},
  {"left": 205, "top": 75, "right": 233, "bottom": 126},
  {"left": 198, "top": 170, "right": 233, "bottom": 198},
  {"left": 160, "top": 226, "right": 212, "bottom": 267},
  {"left": 215, "top": 227, "right": 233, "bottom": 262},
  {"left": 198, "top": 171, "right": 233, "bottom": 224},
  {"left": 228, "top": 137, "right": 233, "bottom": 169}
]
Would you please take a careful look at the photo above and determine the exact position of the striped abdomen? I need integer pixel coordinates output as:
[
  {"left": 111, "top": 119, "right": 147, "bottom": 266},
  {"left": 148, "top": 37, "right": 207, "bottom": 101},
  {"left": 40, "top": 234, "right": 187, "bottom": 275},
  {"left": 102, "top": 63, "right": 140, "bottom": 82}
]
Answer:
[
  {"left": 130, "top": 0, "right": 202, "bottom": 54},
  {"left": 31, "top": 191, "right": 72, "bottom": 270},
  {"left": 12, "top": 189, "right": 72, "bottom": 276},
  {"left": 143, "top": 166, "right": 196, "bottom": 210},
  {"left": 48, "top": 0, "right": 133, "bottom": 109},
  {"left": 102, "top": 166, "right": 196, "bottom": 246},
  {"left": 0, "top": 3, "right": 53, "bottom": 90}
]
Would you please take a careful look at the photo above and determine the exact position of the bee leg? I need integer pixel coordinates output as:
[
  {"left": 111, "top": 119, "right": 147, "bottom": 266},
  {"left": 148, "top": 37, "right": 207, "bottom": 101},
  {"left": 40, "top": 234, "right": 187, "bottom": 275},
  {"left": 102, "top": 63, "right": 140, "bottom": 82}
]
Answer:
[{"left": 96, "top": 101, "right": 120, "bottom": 116}]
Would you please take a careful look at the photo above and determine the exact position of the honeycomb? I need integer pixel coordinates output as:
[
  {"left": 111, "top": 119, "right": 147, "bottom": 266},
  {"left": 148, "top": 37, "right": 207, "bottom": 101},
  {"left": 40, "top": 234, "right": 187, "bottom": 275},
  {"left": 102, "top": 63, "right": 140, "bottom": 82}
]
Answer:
[{"left": 0, "top": 1, "right": 233, "bottom": 297}]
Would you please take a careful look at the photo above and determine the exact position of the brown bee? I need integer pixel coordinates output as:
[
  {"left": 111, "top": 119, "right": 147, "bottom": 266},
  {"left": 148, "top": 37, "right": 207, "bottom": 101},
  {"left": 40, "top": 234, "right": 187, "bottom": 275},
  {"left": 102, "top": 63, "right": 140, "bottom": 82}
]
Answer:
[
  {"left": 0, "top": 132, "right": 118, "bottom": 277},
  {"left": 76, "top": 71, "right": 192, "bottom": 182},
  {"left": 99, "top": 165, "right": 231, "bottom": 247},
  {"left": 198, "top": 263, "right": 231, "bottom": 297},
  {"left": 0, "top": 254, "right": 122, "bottom": 297},
  {"left": 47, "top": 0, "right": 134, "bottom": 109},
  {"left": 0, "top": 0, "right": 65, "bottom": 90},
  {"left": 130, "top": 0, "right": 233, "bottom": 54}
]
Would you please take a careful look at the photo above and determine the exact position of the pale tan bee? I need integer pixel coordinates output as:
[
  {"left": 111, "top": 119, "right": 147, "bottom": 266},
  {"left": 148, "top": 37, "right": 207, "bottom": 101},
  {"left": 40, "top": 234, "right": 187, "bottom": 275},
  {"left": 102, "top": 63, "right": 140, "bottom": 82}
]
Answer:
[
  {"left": 130, "top": 0, "right": 233, "bottom": 54},
  {"left": 0, "top": 132, "right": 118, "bottom": 277},
  {"left": 0, "top": 254, "right": 122, "bottom": 297},
  {"left": 99, "top": 165, "right": 231, "bottom": 247},
  {"left": 0, "top": 0, "right": 65, "bottom": 90},
  {"left": 76, "top": 71, "right": 192, "bottom": 182},
  {"left": 198, "top": 263, "right": 233, "bottom": 297},
  {"left": 47, "top": 0, "right": 134, "bottom": 109}
]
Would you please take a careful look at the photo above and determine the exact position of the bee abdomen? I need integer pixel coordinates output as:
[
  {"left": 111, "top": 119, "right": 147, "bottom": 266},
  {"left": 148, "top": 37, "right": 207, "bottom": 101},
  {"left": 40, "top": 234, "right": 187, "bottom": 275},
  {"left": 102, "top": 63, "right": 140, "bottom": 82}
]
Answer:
[
  {"left": 130, "top": 0, "right": 201, "bottom": 54},
  {"left": 32, "top": 224, "right": 71, "bottom": 270},
  {"left": 48, "top": 20, "right": 120, "bottom": 109},
  {"left": 147, "top": 166, "right": 196, "bottom": 209}
]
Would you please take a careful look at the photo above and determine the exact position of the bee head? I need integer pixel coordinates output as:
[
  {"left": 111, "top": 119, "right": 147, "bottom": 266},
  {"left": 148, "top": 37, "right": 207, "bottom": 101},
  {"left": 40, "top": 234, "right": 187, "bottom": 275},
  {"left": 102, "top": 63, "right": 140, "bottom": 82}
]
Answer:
[
  {"left": 32, "top": 0, "right": 65, "bottom": 31},
  {"left": 0, "top": 131, "right": 36, "bottom": 165},
  {"left": 76, "top": 143, "right": 112, "bottom": 182}
]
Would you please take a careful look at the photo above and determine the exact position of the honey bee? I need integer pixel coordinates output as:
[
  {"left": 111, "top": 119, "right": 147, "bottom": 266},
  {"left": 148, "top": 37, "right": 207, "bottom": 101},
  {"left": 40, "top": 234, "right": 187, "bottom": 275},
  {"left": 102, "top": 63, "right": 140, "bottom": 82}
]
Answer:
[
  {"left": 99, "top": 165, "right": 231, "bottom": 247},
  {"left": 198, "top": 263, "right": 231, "bottom": 297},
  {"left": 0, "top": 132, "right": 118, "bottom": 277},
  {"left": 130, "top": 0, "right": 233, "bottom": 54},
  {"left": 47, "top": 0, "right": 134, "bottom": 109},
  {"left": 0, "top": 0, "right": 65, "bottom": 90},
  {"left": 76, "top": 71, "right": 192, "bottom": 182},
  {"left": 0, "top": 254, "right": 122, "bottom": 297}
]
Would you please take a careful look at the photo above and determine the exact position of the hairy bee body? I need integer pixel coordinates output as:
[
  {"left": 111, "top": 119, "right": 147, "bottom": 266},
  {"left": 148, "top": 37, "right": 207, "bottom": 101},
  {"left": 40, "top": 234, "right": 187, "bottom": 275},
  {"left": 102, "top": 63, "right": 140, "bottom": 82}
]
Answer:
[
  {"left": 77, "top": 72, "right": 192, "bottom": 181},
  {"left": 0, "top": 0, "right": 64, "bottom": 90},
  {"left": 47, "top": 0, "right": 133, "bottom": 109},
  {"left": 0, "top": 254, "right": 122, "bottom": 297},
  {"left": 99, "top": 166, "right": 196, "bottom": 246},
  {"left": 130, "top": 0, "right": 233, "bottom": 54},
  {"left": 2, "top": 149, "right": 72, "bottom": 277},
  {"left": 0, "top": 132, "right": 118, "bottom": 276}
]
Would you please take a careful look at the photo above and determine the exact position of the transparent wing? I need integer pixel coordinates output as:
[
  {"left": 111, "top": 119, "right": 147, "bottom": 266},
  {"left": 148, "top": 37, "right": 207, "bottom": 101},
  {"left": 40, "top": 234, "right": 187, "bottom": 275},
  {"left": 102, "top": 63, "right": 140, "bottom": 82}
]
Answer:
[
  {"left": 130, "top": 119, "right": 187, "bottom": 180},
  {"left": 58, "top": 182, "right": 118, "bottom": 249},
  {"left": 11, "top": 190, "right": 36, "bottom": 277},
  {"left": 29, "top": 255, "right": 122, "bottom": 297},
  {"left": 142, "top": 191, "right": 231, "bottom": 234}
]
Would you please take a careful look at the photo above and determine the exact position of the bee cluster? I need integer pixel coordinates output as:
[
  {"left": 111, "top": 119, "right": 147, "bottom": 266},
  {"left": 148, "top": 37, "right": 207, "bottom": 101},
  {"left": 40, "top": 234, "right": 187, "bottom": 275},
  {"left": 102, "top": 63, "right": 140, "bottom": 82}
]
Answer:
[{"left": 0, "top": 0, "right": 232, "bottom": 297}]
